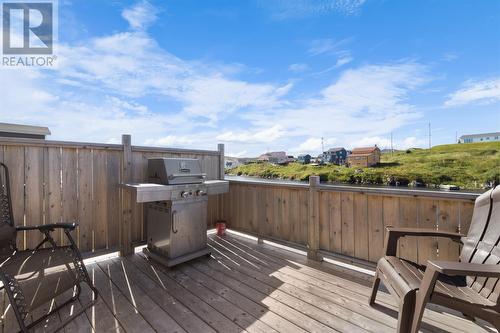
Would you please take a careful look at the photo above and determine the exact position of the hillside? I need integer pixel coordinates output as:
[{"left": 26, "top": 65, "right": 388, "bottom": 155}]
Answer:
[{"left": 227, "top": 142, "right": 500, "bottom": 190}]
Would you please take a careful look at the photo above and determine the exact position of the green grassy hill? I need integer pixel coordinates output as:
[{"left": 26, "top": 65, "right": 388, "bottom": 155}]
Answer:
[{"left": 228, "top": 142, "right": 500, "bottom": 190}]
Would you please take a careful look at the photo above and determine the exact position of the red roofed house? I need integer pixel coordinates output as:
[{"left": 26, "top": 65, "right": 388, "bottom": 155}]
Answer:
[{"left": 347, "top": 146, "right": 381, "bottom": 168}]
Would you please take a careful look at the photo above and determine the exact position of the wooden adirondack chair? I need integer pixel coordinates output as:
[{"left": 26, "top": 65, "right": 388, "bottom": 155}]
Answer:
[
  {"left": 369, "top": 185, "right": 500, "bottom": 332},
  {"left": 0, "top": 163, "right": 99, "bottom": 332}
]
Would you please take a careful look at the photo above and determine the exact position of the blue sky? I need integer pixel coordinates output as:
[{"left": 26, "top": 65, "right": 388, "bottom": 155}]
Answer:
[{"left": 1, "top": 0, "right": 499, "bottom": 156}]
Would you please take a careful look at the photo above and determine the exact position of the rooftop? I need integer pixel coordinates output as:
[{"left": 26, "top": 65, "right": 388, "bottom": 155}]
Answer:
[
  {"left": 0, "top": 122, "right": 51, "bottom": 139},
  {"left": 459, "top": 132, "right": 500, "bottom": 138},
  {"left": 351, "top": 146, "right": 380, "bottom": 154}
]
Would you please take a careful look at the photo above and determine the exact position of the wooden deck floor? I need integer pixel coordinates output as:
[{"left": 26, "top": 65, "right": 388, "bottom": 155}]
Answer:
[{"left": 3, "top": 232, "right": 498, "bottom": 333}]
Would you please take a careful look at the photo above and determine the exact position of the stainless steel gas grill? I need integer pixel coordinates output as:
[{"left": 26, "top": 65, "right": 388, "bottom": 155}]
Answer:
[{"left": 121, "top": 157, "right": 228, "bottom": 268}]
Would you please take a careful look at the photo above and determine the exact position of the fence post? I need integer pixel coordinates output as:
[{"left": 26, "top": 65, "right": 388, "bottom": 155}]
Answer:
[
  {"left": 308, "top": 176, "right": 322, "bottom": 261},
  {"left": 120, "top": 134, "right": 133, "bottom": 256},
  {"left": 216, "top": 144, "right": 225, "bottom": 228},
  {"left": 218, "top": 143, "right": 225, "bottom": 180}
]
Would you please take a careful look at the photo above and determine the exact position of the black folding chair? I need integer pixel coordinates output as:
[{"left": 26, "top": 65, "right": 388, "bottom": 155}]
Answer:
[{"left": 0, "top": 162, "right": 99, "bottom": 332}]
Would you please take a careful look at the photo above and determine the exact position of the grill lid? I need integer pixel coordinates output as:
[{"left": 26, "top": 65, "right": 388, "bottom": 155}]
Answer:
[{"left": 148, "top": 158, "right": 205, "bottom": 185}]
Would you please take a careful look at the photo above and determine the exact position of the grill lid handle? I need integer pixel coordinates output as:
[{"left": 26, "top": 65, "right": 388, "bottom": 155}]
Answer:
[{"left": 168, "top": 173, "right": 206, "bottom": 180}]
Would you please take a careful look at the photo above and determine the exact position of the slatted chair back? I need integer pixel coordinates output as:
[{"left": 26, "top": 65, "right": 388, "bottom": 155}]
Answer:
[
  {"left": 0, "top": 163, "right": 16, "bottom": 254},
  {"left": 459, "top": 186, "right": 500, "bottom": 303}
]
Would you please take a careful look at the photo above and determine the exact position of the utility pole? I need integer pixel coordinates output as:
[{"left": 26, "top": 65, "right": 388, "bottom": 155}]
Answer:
[
  {"left": 390, "top": 132, "right": 394, "bottom": 156},
  {"left": 455, "top": 131, "right": 458, "bottom": 143},
  {"left": 321, "top": 137, "right": 325, "bottom": 154},
  {"left": 428, "top": 122, "right": 431, "bottom": 149}
]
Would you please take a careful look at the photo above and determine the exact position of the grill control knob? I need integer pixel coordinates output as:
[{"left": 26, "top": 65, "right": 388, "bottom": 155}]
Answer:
[
  {"left": 180, "top": 191, "right": 190, "bottom": 198},
  {"left": 196, "top": 190, "right": 207, "bottom": 196}
]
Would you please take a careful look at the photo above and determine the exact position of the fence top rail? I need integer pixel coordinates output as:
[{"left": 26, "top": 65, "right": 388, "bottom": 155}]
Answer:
[
  {"left": 0, "top": 137, "right": 221, "bottom": 155},
  {"left": 0, "top": 137, "right": 124, "bottom": 150},
  {"left": 226, "top": 176, "right": 482, "bottom": 200},
  {"left": 131, "top": 145, "right": 220, "bottom": 156}
]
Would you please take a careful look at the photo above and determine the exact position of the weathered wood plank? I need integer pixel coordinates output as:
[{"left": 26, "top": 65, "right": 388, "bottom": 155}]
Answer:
[
  {"left": 97, "top": 259, "right": 186, "bottom": 333},
  {"left": 329, "top": 192, "right": 342, "bottom": 253},
  {"left": 399, "top": 197, "right": 419, "bottom": 262},
  {"left": 61, "top": 148, "right": 78, "bottom": 246},
  {"left": 129, "top": 255, "right": 247, "bottom": 333},
  {"left": 319, "top": 191, "right": 330, "bottom": 251},
  {"left": 353, "top": 193, "right": 369, "bottom": 261},
  {"left": 417, "top": 198, "right": 438, "bottom": 265},
  {"left": 106, "top": 150, "right": 120, "bottom": 250},
  {"left": 44, "top": 147, "right": 62, "bottom": 245},
  {"left": 437, "top": 200, "right": 460, "bottom": 261},
  {"left": 367, "top": 195, "right": 384, "bottom": 262},
  {"left": 77, "top": 148, "right": 93, "bottom": 252},
  {"left": 341, "top": 192, "right": 354, "bottom": 256},
  {"left": 92, "top": 150, "right": 108, "bottom": 250},
  {"left": 24, "top": 146, "right": 44, "bottom": 250}
]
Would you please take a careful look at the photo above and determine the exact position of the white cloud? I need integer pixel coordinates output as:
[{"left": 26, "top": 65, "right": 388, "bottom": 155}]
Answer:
[
  {"left": 52, "top": 29, "right": 292, "bottom": 124},
  {"left": 244, "top": 61, "right": 429, "bottom": 151},
  {"left": 179, "top": 77, "right": 290, "bottom": 122},
  {"left": 352, "top": 136, "right": 426, "bottom": 150},
  {"left": 352, "top": 136, "right": 390, "bottom": 148},
  {"left": 216, "top": 125, "right": 285, "bottom": 143},
  {"left": 261, "top": 0, "right": 366, "bottom": 19},
  {"left": 144, "top": 135, "right": 195, "bottom": 147},
  {"left": 290, "top": 137, "right": 337, "bottom": 155},
  {"left": 226, "top": 150, "right": 249, "bottom": 158},
  {"left": 335, "top": 55, "right": 353, "bottom": 68},
  {"left": 122, "top": 0, "right": 158, "bottom": 31},
  {"left": 400, "top": 136, "right": 425, "bottom": 149},
  {"left": 308, "top": 37, "right": 351, "bottom": 56},
  {"left": 444, "top": 78, "right": 500, "bottom": 107},
  {"left": 288, "top": 63, "right": 310, "bottom": 73}
]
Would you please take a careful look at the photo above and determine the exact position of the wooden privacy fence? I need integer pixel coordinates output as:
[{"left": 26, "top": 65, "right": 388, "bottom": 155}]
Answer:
[
  {"left": 219, "top": 176, "right": 481, "bottom": 265},
  {"left": 0, "top": 136, "right": 224, "bottom": 255}
]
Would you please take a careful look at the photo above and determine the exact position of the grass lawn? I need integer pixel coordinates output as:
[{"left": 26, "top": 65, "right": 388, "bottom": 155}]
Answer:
[{"left": 227, "top": 142, "right": 500, "bottom": 190}]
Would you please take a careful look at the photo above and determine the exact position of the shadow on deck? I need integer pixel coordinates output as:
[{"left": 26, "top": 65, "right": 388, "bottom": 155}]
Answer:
[{"left": 2, "top": 232, "right": 498, "bottom": 333}]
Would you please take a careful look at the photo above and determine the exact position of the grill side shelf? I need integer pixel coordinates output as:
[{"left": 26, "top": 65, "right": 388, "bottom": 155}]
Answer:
[{"left": 120, "top": 180, "right": 229, "bottom": 203}]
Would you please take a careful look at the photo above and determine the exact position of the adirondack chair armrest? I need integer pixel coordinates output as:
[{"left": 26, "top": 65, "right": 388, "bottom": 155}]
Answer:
[
  {"left": 16, "top": 222, "right": 77, "bottom": 232},
  {"left": 384, "top": 227, "right": 464, "bottom": 256},
  {"left": 427, "top": 260, "right": 500, "bottom": 278}
]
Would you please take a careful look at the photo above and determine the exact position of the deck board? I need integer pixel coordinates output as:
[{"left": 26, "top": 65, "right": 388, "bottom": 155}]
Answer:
[{"left": 4, "top": 232, "right": 498, "bottom": 332}]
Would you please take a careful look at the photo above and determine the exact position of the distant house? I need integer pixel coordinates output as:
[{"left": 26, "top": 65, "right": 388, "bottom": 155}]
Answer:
[
  {"left": 323, "top": 147, "right": 347, "bottom": 165},
  {"left": 347, "top": 146, "right": 381, "bottom": 168},
  {"left": 258, "top": 151, "right": 289, "bottom": 165},
  {"left": 458, "top": 132, "right": 500, "bottom": 144},
  {"left": 297, "top": 154, "right": 311, "bottom": 164},
  {"left": 315, "top": 154, "right": 326, "bottom": 165}
]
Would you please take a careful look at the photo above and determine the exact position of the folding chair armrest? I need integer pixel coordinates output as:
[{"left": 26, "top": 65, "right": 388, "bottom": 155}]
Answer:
[
  {"left": 427, "top": 260, "right": 500, "bottom": 278},
  {"left": 384, "top": 227, "right": 464, "bottom": 256},
  {"left": 16, "top": 222, "right": 77, "bottom": 232}
]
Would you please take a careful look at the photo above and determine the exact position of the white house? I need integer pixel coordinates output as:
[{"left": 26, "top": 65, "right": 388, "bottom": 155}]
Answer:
[{"left": 458, "top": 132, "right": 500, "bottom": 144}]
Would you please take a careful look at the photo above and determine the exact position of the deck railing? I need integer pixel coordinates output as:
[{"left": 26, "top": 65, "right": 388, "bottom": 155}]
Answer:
[
  {"left": 218, "top": 176, "right": 480, "bottom": 265},
  {"left": 0, "top": 135, "right": 225, "bottom": 255}
]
